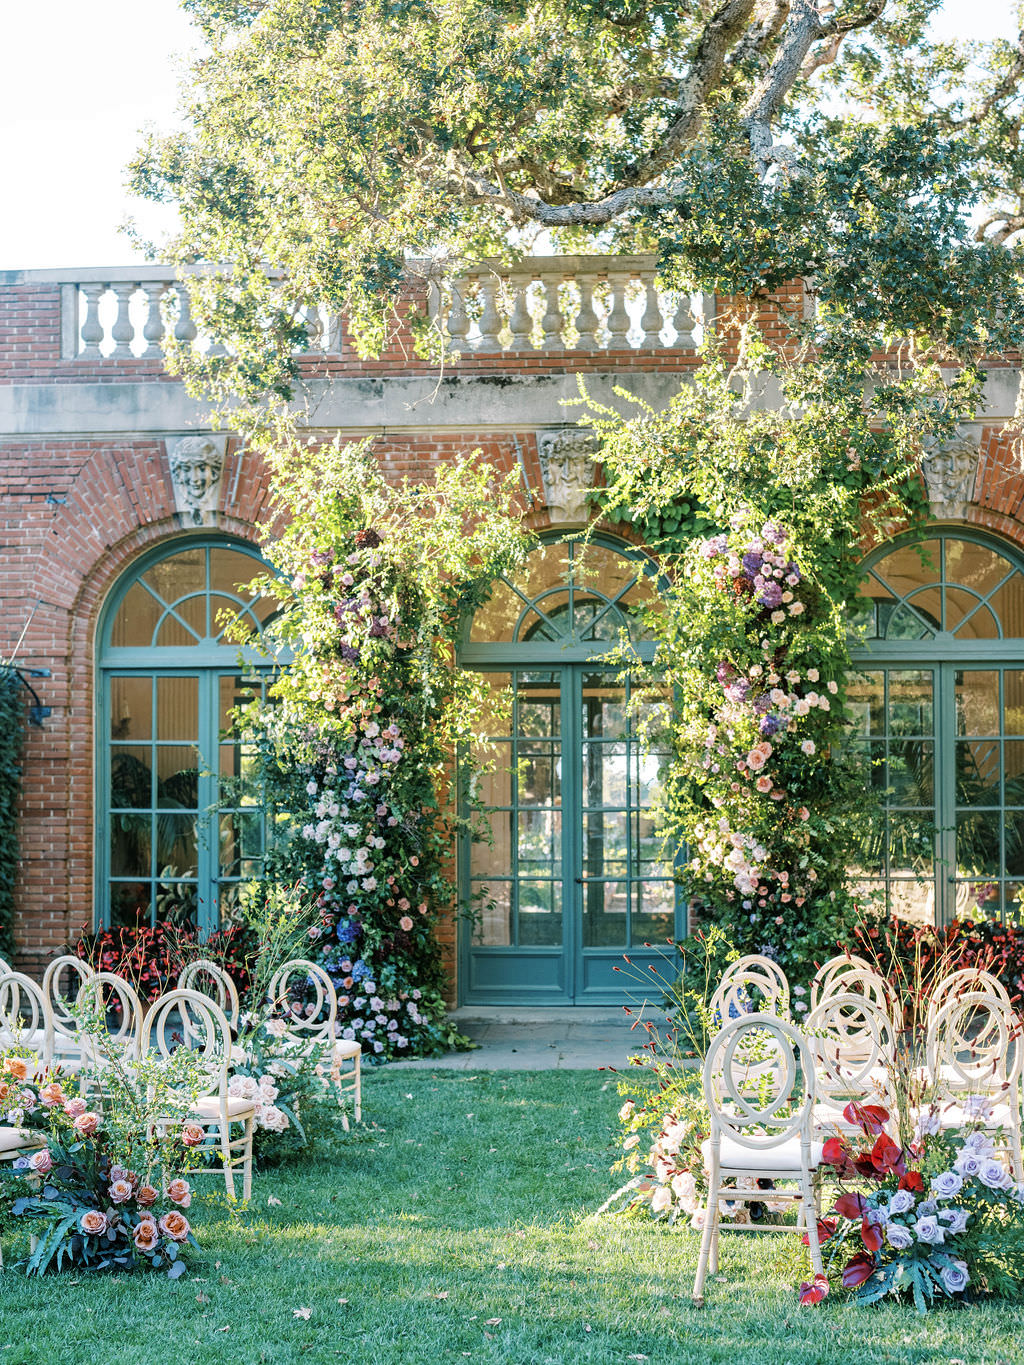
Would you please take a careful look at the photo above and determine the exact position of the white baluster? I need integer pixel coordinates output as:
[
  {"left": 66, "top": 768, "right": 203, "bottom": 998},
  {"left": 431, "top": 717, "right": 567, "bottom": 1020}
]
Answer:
[
  {"left": 508, "top": 277, "right": 534, "bottom": 349},
  {"left": 323, "top": 311, "right": 344, "bottom": 353},
  {"left": 540, "top": 274, "right": 564, "bottom": 350},
  {"left": 173, "top": 284, "right": 198, "bottom": 345},
  {"left": 574, "top": 273, "right": 600, "bottom": 350},
  {"left": 446, "top": 283, "right": 470, "bottom": 350},
  {"left": 79, "top": 284, "right": 105, "bottom": 357},
  {"left": 109, "top": 283, "right": 136, "bottom": 358},
  {"left": 605, "top": 273, "right": 631, "bottom": 349},
  {"left": 475, "top": 278, "right": 504, "bottom": 351},
  {"left": 640, "top": 280, "right": 664, "bottom": 348},
  {"left": 141, "top": 282, "right": 167, "bottom": 355},
  {"left": 672, "top": 291, "right": 698, "bottom": 348}
]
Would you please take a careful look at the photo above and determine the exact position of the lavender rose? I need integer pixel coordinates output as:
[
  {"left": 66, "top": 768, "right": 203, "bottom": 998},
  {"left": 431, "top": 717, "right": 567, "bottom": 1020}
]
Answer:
[
  {"left": 940, "top": 1207, "right": 970, "bottom": 1235},
  {"left": 940, "top": 1259, "right": 969, "bottom": 1294},
  {"left": 913, "top": 1215, "right": 945, "bottom": 1246},
  {"left": 978, "top": 1159, "right": 1013, "bottom": 1191},
  {"left": 888, "top": 1190, "right": 915, "bottom": 1216},
  {"left": 886, "top": 1223, "right": 914, "bottom": 1250},
  {"left": 931, "top": 1170, "right": 964, "bottom": 1200}
]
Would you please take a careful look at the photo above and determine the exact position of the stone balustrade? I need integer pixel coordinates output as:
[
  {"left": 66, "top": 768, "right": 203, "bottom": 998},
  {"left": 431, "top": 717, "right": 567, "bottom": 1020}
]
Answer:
[{"left": 47, "top": 257, "right": 712, "bottom": 360}]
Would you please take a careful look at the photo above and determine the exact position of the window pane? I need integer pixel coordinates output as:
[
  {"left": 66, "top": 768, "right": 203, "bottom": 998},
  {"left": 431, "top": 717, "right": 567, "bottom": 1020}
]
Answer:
[
  {"left": 110, "top": 883, "right": 151, "bottom": 929},
  {"left": 110, "top": 815, "right": 151, "bottom": 877},
  {"left": 582, "top": 880, "right": 627, "bottom": 947},
  {"left": 110, "top": 748, "right": 152, "bottom": 808},
  {"left": 156, "top": 677, "right": 197, "bottom": 741},
  {"left": 110, "top": 581, "right": 162, "bottom": 647},
  {"left": 957, "top": 740, "right": 1001, "bottom": 806},
  {"left": 956, "top": 671, "right": 999, "bottom": 736},
  {"left": 156, "top": 748, "right": 198, "bottom": 808},
  {"left": 472, "top": 881, "right": 512, "bottom": 945},
  {"left": 957, "top": 813, "right": 1000, "bottom": 877},
  {"left": 517, "top": 881, "right": 561, "bottom": 945},
  {"left": 110, "top": 677, "right": 151, "bottom": 741},
  {"left": 887, "top": 740, "right": 933, "bottom": 805},
  {"left": 633, "top": 881, "right": 675, "bottom": 944},
  {"left": 889, "top": 672, "right": 933, "bottom": 736}
]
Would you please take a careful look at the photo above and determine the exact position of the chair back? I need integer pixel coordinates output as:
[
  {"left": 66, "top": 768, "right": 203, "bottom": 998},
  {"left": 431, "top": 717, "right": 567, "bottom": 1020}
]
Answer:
[
  {"left": 42, "top": 955, "right": 95, "bottom": 1039},
  {"left": 926, "top": 989, "right": 1023, "bottom": 1098},
  {"left": 74, "top": 972, "right": 145, "bottom": 1063},
  {"left": 809, "top": 953, "right": 877, "bottom": 1010},
  {"left": 710, "top": 956, "right": 789, "bottom": 1026},
  {"left": 0, "top": 971, "right": 52, "bottom": 1062},
  {"left": 805, "top": 989, "right": 896, "bottom": 1115},
  {"left": 266, "top": 959, "right": 338, "bottom": 1047},
  {"left": 703, "top": 1013, "right": 814, "bottom": 1154},
  {"left": 926, "top": 967, "right": 1012, "bottom": 1033},
  {"left": 178, "top": 959, "right": 241, "bottom": 1030},
  {"left": 141, "top": 987, "right": 231, "bottom": 1102}
]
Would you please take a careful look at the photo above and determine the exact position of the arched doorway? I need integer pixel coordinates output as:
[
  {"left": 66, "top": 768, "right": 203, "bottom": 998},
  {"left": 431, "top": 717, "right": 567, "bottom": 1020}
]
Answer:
[
  {"left": 96, "top": 536, "right": 277, "bottom": 935},
  {"left": 457, "top": 535, "right": 681, "bottom": 1004},
  {"left": 850, "top": 530, "right": 1024, "bottom": 925}
]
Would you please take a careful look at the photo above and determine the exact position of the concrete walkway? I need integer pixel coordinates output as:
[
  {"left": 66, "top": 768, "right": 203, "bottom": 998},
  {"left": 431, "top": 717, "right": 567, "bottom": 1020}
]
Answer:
[{"left": 384, "top": 1006, "right": 657, "bottom": 1071}]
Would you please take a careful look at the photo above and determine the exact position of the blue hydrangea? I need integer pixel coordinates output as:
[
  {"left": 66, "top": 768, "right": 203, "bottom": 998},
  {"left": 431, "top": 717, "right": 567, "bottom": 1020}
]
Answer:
[{"left": 336, "top": 918, "right": 359, "bottom": 944}]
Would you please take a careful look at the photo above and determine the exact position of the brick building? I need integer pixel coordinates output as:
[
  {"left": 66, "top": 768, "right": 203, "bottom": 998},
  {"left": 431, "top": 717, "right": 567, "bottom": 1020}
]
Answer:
[{"left": 3, "top": 259, "right": 1024, "bottom": 1003}]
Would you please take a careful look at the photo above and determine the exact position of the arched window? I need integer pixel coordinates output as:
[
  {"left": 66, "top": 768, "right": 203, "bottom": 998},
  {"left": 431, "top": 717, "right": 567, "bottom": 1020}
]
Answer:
[
  {"left": 458, "top": 534, "right": 679, "bottom": 1005},
  {"left": 850, "top": 531, "right": 1024, "bottom": 925},
  {"left": 97, "top": 538, "right": 277, "bottom": 934}
]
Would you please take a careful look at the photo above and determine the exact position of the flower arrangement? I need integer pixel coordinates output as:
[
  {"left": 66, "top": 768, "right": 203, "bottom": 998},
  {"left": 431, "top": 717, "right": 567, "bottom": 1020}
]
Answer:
[
  {"left": 72, "top": 922, "right": 257, "bottom": 1007},
  {"left": 807, "top": 1102, "right": 1024, "bottom": 1311},
  {"left": 226, "top": 1021, "right": 339, "bottom": 1165},
  {"left": 229, "top": 440, "right": 531, "bottom": 1063},
  {"left": 0, "top": 1054, "right": 200, "bottom": 1278}
]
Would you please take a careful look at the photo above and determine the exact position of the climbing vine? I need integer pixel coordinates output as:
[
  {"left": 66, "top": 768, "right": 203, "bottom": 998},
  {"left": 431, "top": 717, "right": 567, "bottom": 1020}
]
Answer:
[{"left": 0, "top": 670, "right": 25, "bottom": 959}]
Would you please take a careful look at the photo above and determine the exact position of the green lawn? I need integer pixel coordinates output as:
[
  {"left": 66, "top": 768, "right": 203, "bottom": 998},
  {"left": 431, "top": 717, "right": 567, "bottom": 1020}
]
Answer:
[{"left": 3, "top": 1069, "right": 1024, "bottom": 1364}]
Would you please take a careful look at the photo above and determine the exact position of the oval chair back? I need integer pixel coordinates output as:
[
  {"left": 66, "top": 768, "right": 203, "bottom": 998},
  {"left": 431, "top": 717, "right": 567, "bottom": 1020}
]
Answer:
[
  {"left": 710, "top": 956, "right": 789, "bottom": 1027},
  {"left": 926, "top": 967, "right": 1012, "bottom": 1034},
  {"left": 926, "top": 988, "right": 1023, "bottom": 1098},
  {"left": 42, "top": 955, "right": 95, "bottom": 1040},
  {"left": 0, "top": 971, "right": 52, "bottom": 1063},
  {"left": 178, "top": 960, "right": 241, "bottom": 1032},
  {"left": 809, "top": 953, "right": 878, "bottom": 1011},
  {"left": 141, "top": 987, "right": 231, "bottom": 1102},
  {"left": 74, "top": 972, "right": 145, "bottom": 1067},
  {"left": 703, "top": 1012, "right": 815, "bottom": 1155},
  {"left": 805, "top": 989, "right": 896, "bottom": 1120},
  {"left": 266, "top": 959, "right": 338, "bottom": 1048}
]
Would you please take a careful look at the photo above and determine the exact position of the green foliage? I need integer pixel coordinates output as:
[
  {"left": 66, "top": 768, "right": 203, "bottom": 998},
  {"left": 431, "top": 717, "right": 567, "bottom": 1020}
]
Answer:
[
  {"left": 234, "top": 438, "right": 532, "bottom": 1060},
  {"left": 0, "top": 670, "right": 25, "bottom": 959}
]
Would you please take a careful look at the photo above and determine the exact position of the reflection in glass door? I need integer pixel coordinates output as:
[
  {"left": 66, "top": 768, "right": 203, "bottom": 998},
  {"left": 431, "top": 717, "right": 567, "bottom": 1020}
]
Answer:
[{"left": 462, "top": 667, "right": 677, "bottom": 1003}]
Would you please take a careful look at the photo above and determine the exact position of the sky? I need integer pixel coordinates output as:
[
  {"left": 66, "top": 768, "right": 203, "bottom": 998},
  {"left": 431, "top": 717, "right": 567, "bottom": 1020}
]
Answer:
[{"left": 1, "top": 0, "right": 1019, "bottom": 271}]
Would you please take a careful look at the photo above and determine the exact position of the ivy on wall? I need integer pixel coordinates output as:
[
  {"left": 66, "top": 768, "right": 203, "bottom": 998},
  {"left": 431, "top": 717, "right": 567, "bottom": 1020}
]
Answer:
[{"left": 0, "top": 670, "right": 25, "bottom": 959}]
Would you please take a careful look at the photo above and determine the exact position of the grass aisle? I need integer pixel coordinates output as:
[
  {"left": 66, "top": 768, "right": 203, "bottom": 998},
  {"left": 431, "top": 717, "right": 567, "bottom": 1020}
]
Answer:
[{"left": 3, "top": 1069, "right": 1024, "bottom": 1364}]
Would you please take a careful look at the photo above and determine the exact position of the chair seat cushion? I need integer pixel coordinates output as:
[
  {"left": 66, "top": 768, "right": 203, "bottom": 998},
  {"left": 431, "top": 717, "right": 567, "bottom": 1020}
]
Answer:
[
  {"left": 701, "top": 1135, "right": 824, "bottom": 1173},
  {"left": 0, "top": 1126, "right": 45, "bottom": 1156},
  {"left": 191, "top": 1095, "right": 258, "bottom": 1120},
  {"left": 933, "top": 1102, "right": 1019, "bottom": 1130},
  {"left": 333, "top": 1040, "right": 361, "bottom": 1062}
]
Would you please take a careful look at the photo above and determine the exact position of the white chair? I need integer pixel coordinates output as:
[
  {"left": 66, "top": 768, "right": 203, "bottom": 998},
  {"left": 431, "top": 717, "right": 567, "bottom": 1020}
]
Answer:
[
  {"left": 805, "top": 990, "right": 896, "bottom": 1137},
  {"left": 709, "top": 956, "right": 790, "bottom": 1027},
  {"left": 0, "top": 971, "right": 53, "bottom": 1065},
  {"left": 267, "top": 959, "right": 361, "bottom": 1124},
  {"left": 142, "top": 987, "right": 256, "bottom": 1202},
  {"left": 809, "top": 954, "right": 898, "bottom": 1020},
  {"left": 42, "top": 954, "right": 95, "bottom": 1064},
  {"left": 693, "top": 1014, "right": 824, "bottom": 1305},
  {"left": 926, "top": 989, "right": 1024, "bottom": 1180},
  {"left": 178, "top": 959, "right": 241, "bottom": 1031},
  {"left": 72, "top": 971, "right": 145, "bottom": 1101},
  {"left": 808, "top": 953, "right": 877, "bottom": 1010},
  {"left": 925, "top": 967, "right": 1012, "bottom": 1032}
]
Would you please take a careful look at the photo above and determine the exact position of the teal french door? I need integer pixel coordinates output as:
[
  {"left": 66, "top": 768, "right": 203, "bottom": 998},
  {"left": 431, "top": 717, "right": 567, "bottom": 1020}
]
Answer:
[{"left": 460, "top": 664, "right": 680, "bottom": 1004}]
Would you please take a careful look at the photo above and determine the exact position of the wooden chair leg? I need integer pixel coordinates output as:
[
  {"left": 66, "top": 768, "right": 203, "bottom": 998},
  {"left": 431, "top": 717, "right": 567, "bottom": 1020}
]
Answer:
[
  {"left": 693, "top": 1163, "right": 719, "bottom": 1305},
  {"left": 803, "top": 1174, "right": 823, "bottom": 1277},
  {"left": 242, "top": 1117, "right": 254, "bottom": 1203},
  {"left": 220, "top": 1122, "right": 236, "bottom": 1201},
  {"left": 353, "top": 1057, "right": 362, "bottom": 1125}
]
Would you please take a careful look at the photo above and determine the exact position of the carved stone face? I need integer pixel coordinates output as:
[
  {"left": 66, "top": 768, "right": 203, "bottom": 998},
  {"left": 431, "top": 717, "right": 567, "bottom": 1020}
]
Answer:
[
  {"left": 178, "top": 456, "right": 217, "bottom": 501},
  {"left": 170, "top": 436, "right": 224, "bottom": 512},
  {"left": 537, "top": 429, "right": 598, "bottom": 523}
]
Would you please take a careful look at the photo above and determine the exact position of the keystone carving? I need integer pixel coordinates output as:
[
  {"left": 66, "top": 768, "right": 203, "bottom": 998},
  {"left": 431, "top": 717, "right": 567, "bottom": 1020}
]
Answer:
[
  {"left": 920, "top": 433, "right": 981, "bottom": 521},
  {"left": 536, "top": 428, "right": 599, "bottom": 523},
  {"left": 166, "top": 434, "right": 228, "bottom": 526}
]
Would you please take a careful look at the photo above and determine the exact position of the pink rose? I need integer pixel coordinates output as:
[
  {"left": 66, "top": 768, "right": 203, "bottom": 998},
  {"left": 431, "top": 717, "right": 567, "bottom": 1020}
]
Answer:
[
  {"left": 29, "top": 1148, "right": 53, "bottom": 1175},
  {"left": 79, "top": 1210, "right": 108, "bottom": 1236},
  {"left": 64, "top": 1097, "right": 87, "bottom": 1119},
  {"left": 755, "top": 776, "right": 772, "bottom": 794},
  {"left": 133, "top": 1218, "right": 159, "bottom": 1252},
  {"left": 39, "top": 1082, "right": 66, "bottom": 1107},
  {"left": 4, "top": 1058, "right": 28, "bottom": 1082},
  {"left": 399, "top": 916, "right": 414, "bottom": 932},
  {"left": 108, "top": 1179, "right": 133, "bottom": 1205},
  {"left": 165, "top": 1178, "right": 192, "bottom": 1208},
  {"left": 73, "top": 1111, "right": 101, "bottom": 1136},
  {"left": 158, "top": 1210, "right": 190, "bottom": 1242},
  {"left": 136, "top": 1185, "right": 158, "bottom": 1208},
  {"left": 180, "top": 1122, "right": 205, "bottom": 1148}
]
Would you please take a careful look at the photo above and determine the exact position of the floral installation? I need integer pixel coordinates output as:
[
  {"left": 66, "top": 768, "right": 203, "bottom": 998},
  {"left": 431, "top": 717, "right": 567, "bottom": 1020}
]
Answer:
[
  {"left": 230, "top": 440, "right": 530, "bottom": 1063},
  {"left": 225, "top": 1020, "right": 339, "bottom": 1165},
  {"left": 806, "top": 1101, "right": 1024, "bottom": 1311},
  {"left": 71, "top": 922, "right": 256, "bottom": 1009},
  {"left": 0, "top": 1053, "right": 200, "bottom": 1278}
]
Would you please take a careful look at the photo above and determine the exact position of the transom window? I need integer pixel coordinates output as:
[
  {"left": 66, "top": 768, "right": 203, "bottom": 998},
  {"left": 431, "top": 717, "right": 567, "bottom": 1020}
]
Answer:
[
  {"left": 98, "top": 538, "right": 277, "bottom": 934},
  {"left": 850, "top": 531, "right": 1024, "bottom": 926}
]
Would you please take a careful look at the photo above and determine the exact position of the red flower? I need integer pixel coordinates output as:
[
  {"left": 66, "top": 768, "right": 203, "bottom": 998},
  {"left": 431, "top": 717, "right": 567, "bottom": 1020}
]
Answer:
[
  {"left": 898, "top": 1170, "right": 924, "bottom": 1192},
  {"left": 822, "top": 1137, "right": 849, "bottom": 1169},
  {"left": 842, "top": 1253, "right": 876, "bottom": 1289},
  {"left": 860, "top": 1216, "right": 883, "bottom": 1252},
  {"left": 870, "top": 1133, "right": 904, "bottom": 1176},
  {"left": 834, "top": 1192, "right": 867, "bottom": 1220},
  {"left": 801, "top": 1218, "right": 837, "bottom": 1246},
  {"left": 799, "top": 1274, "right": 829, "bottom": 1306},
  {"left": 842, "top": 1101, "right": 889, "bottom": 1135}
]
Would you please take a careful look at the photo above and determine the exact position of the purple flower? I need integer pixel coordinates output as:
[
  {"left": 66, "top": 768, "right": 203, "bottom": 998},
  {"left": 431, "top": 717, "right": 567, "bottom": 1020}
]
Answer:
[
  {"left": 759, "top": 714, "right": 785, "bottom": 738},
  {"left": 741, "top": 551, "right": 763, "bottom": 577},
  {"left": 762, "top": 522, "right": 787, "bottom": 546},
  {"left": 716, "top": 661, "right": 737, "bottom": 684},
  {"left": 757, "top": 581, "right": 784, "bottom": 609},
  {"left": 886, "top": 1223, "right": 913, "bottom": 1250},
  {"left": 940, "top": 1260, "right": 969, "bottom": 1294},
  {"left": 723, "top": 679, "right": 750, "bottom": 703},
  {"left": 701, "top": 535, "right": 728, "bottom": 558}
]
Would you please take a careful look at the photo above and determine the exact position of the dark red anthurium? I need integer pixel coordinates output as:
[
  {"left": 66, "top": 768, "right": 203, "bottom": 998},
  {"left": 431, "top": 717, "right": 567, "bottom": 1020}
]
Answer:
[
  {"left": 801, "top": 1218, "right": 837, "bottom": 1246},
  {"left": 822, "top": 1137, "right": 849, "bottom": 1168},
  {"left": 799, "top": 1274, "right": 829, "bottom": 1306},
  {"left": 870, "top": 1133, "right": 904, "bottom": 1176},
  {"left": 898, "top": 1170, "right": 924, "bottom": 1193},
  {"left": 842, "top": 1253, "right": 876, "bottom": 1289},
  {"left": 834, "top": 1192, "right": 867, "bottom": 1220},
  {"left": 853, "top": 1152, "right": 880, "bottom": 1178},
  {"left": 842, "top": 1102, "right": 890, "bottom": 1135},
  {"left": 860, "top": 1216, "right": 884, "bottom": 1253}
]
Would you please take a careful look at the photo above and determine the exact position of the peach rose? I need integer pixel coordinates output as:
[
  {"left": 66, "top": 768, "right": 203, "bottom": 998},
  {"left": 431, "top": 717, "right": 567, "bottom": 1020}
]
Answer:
[
  {"left": 79, "top": 1209, "right": 108, "bottom": 1236},
  {"left": 399, "top": 916, "right": 414, "bottom": 932},
  {"left": 29, "top": 1148, "right": 53, "bottom": 1175},
  {"left": 158, "top": 1210, "right": 190, "bottom": 1242},
  {"left": 4, "top": 1058, "right": 28, "bottom": 1082},
  {"left": 136, "top": 1185, "right": 158, "bottom": 1208},
  {"left": 133, "top": 1218, "right": 159, "bottom": 1252},
  {"left": 108, "top": 1178, "right": 133, "bottom": 1205},
  {"left": 165, "top": 1178, "right": 192, "bottom": 1208},
  {"left": 0, "top": 1081, "right": 10, "bottom": 1104},
  {"left": 39, "top": 1082, "right": 66, "bottom": 1107},
  {"left": 73, "top": 1111, "right": 100, "bottom": 1136},
  {"left": 180, "top": 1122, "right": 205, "bottom": 1148},
  {"left": 64, "top": 1097, "right": 87, "bottom": 1119}
]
